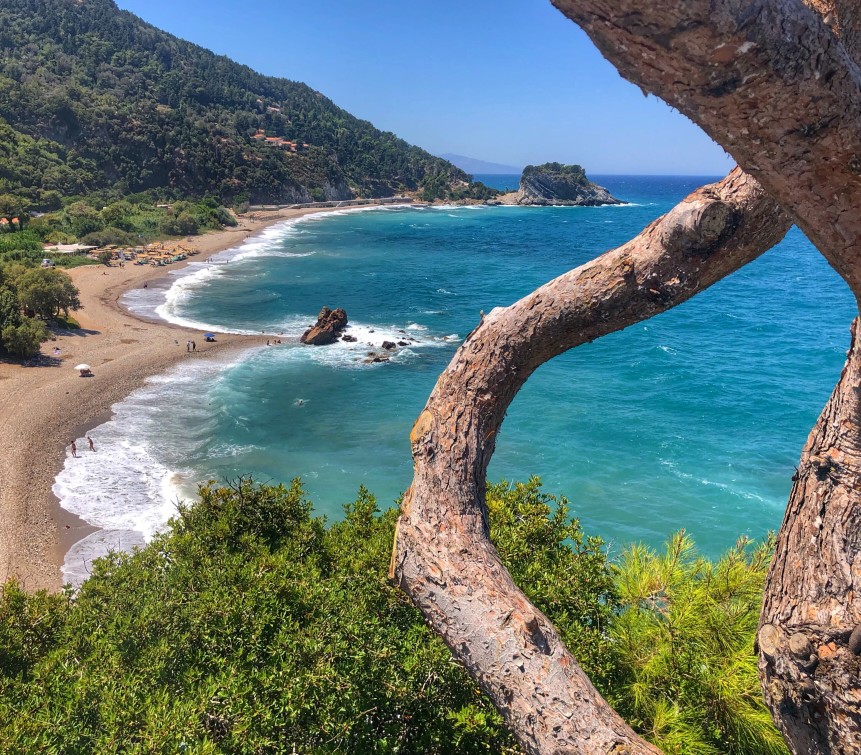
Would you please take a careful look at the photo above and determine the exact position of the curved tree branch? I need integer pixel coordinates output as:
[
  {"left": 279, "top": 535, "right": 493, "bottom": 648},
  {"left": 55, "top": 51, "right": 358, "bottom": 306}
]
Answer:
[
  {"left": 392, "top": 169, "right": 790, "bottom": 754},
  {"left": 546, "top": 2, "right": 861, "bottom": 750},
  {"left": 551, "top": 0, "right": 861, "bottom": 301}
]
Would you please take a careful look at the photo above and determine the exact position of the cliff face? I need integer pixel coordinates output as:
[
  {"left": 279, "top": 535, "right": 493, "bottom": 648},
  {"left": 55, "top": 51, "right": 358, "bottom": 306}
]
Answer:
[{"left": 502, "top": 163, "right": 622, "bottom": 206}]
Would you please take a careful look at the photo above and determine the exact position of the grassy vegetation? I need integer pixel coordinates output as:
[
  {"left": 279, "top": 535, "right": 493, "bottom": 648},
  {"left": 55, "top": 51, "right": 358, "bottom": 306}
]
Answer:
[{"left": 0, "top": 478, "right": 785, "bottom": 754}]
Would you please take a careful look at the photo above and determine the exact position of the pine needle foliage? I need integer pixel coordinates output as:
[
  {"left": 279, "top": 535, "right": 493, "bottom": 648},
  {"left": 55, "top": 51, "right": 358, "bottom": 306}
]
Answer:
[{"left": 607, "top": 531, "right": 788, "bottom": 755}]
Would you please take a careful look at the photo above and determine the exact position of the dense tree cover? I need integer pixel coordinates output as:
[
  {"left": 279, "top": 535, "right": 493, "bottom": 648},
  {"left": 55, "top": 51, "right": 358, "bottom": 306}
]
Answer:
[
  {"left": 0, "top": 260, "right": 79, "bottom": 357},
  {"left": 28, "top": 194, "right": 238, "bottom": 245},
  {"left": 0, "top": 478, "right": 782, "bottom": 753},
  {"left": 521, "top": 163, "right": 589, "bottom": 186},
  {"left": 0, "top": 0, "right": 479, "bottom": 208}
]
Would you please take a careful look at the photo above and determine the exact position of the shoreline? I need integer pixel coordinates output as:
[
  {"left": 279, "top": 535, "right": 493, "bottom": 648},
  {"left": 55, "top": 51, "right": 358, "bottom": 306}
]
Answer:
[{"left": 0, "top": 204, "right": 368, "bottom": 592}]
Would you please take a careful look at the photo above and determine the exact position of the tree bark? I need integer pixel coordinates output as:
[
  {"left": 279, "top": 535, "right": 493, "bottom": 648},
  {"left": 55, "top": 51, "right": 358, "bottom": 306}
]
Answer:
[
  {"left": 758, "top": 318, "right": 861, "bottom": 752},
  {"left": 544, "top": 3, "right": 861, "bottom": 751},
  {"left": 392, "top": 169, "right": 790, "bottom": 754},
  {"left": 550, "top": 0, "right": 861, "bottom": 302}
]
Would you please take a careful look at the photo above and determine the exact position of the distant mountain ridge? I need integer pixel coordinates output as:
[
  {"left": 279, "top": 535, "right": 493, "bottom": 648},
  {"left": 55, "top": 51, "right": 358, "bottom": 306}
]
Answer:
[
  {"left": 0, "top": 0, "right": 470, "bottom": 206},
  {"left": 440, "top": 154, "right": 522, "bottom": 175}
]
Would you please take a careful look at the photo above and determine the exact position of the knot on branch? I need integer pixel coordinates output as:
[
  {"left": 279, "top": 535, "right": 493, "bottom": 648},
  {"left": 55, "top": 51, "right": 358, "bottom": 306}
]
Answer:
[
  {"left": 809, "top": 454, "right": 836, "bottom": 481},
  {"left": 847, "top": 625, "right": 861, "bottom": 655},
  {"left": 659, "top": 199, "right": 737, "bottom": 257}
]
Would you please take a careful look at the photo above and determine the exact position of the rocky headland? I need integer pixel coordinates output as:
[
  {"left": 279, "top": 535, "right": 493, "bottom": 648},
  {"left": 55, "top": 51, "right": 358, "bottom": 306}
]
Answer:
[{"left": 497, "top": 163, "right": 623, "bottom": 206}]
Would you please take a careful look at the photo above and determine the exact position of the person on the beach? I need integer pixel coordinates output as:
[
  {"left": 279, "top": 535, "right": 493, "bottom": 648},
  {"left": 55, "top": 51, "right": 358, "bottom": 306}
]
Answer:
[
  {"left": 186, "top": 340, "right": 191, "bottom": 352},
  {"left": 192, "top": 341, "right": 196, "bottom": 352},
  {"left": 87, "top": 436, "right": 95, "bottom": 452},
  {"left": 70, "top": 441, "right": 77, "bottom": 458}
]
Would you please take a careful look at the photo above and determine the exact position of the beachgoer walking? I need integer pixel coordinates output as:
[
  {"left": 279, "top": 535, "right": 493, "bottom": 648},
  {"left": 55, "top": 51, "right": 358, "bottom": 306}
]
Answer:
[
  {"left": 186, "top": 340, "right": 191, "bottom": 352},
  {"left": 87, "top": 436, "right": 95, "bottom": 452},
  {"left": 192, "top": 341, "right": 196, "bottom": 352},
  {"left": 70, "top": 441, "right": 77, "bottom": 458}
]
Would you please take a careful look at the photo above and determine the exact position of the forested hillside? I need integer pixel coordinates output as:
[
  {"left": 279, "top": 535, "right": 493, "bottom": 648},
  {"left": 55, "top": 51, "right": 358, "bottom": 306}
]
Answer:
[{"left": 0, "top": 0, "right": 470, "bottom": 206}]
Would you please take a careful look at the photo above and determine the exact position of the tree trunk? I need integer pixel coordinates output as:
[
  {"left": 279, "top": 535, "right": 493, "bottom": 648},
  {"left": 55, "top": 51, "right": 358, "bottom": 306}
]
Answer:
[
  {"left": 758, "top": 317, "right": 861, "bottom": 752},
  {"left": 550, "top": 0, "right": 861, "bottom": 301},
  {"left": 392, "top": 169, "right": 790, "bottom": 754}
]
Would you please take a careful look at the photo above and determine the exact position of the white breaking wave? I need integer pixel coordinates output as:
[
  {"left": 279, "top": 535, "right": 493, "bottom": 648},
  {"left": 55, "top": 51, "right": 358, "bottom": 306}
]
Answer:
[
  {"left": 54, "top": 351, "right": 253, "bottom": 587},
  {"left": 126, "top": 205, "right": 411, "bottom": 335},
  {"left": 255, "top": 319, "right": 455, "bottom": 371},
  {"left": 54, "top": 312, "right": 459, "bottom": 586}
]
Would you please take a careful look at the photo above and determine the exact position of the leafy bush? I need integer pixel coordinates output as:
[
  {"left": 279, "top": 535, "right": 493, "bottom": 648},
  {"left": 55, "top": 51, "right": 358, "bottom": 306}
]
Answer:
[
  {"left": 80, "top": 227, "right": 134, "bottom": 247},
  {"left": 0, "top": 231, "right": 42, "bottom": 257},
  {"left": 0, "top": 479, "right": 784, "bottom": 753},
  {"left": 1, "top": 318, "right": 48, "bottom": 357}
]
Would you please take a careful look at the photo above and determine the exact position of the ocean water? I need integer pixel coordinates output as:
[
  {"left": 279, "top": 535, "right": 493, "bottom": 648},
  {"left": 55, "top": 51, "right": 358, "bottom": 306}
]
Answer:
[{"left": 55, "top": 176, "right": 857, "bottom": 584}]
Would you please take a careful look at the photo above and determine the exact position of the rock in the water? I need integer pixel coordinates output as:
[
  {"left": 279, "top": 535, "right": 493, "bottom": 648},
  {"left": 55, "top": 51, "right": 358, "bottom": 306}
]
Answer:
[
  {"left": 301, "top": 307, "right": 348, "bottom": 345},
  {"left": 341, "top": 334, "right": 357, "bottom": 342},
  {"left": 499, "top": 163, "right": 622, "bottom": 206},
  {"left": 381, "top": 341, "right": 396, "bottom": 351}
]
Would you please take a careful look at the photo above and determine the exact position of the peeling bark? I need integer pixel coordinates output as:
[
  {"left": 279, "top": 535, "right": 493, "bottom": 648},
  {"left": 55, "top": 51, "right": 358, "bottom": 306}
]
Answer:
[{"left": 392, "top": 169, "right": 790, "bottom": 754}]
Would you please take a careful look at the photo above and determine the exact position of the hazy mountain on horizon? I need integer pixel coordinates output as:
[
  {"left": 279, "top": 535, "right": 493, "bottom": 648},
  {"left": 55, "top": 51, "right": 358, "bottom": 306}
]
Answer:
[{"left": 440, "top": 153, "right": 522, "bottom": 175}]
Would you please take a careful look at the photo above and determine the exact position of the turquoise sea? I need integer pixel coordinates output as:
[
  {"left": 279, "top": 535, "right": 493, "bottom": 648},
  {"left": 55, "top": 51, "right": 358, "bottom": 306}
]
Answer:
[{"left": 55, "top": 175, "right": 857, "bottom": 583}]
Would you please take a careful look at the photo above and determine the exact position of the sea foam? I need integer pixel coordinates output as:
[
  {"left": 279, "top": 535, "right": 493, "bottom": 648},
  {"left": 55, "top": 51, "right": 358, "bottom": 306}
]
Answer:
[{"left": 54, "top": 352, "right": 251, "bottom": 586}]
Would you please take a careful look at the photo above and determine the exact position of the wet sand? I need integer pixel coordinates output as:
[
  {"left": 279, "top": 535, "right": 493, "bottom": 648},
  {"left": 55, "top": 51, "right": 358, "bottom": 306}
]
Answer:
[{"left": 0, "top": 206, "right": 349, "bottom": 591}]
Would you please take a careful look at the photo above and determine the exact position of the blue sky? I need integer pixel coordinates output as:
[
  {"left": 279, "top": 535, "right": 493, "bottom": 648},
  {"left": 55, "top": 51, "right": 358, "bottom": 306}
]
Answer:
[{"left": 115, "top": 0, "right": 734, "bottom": 175}]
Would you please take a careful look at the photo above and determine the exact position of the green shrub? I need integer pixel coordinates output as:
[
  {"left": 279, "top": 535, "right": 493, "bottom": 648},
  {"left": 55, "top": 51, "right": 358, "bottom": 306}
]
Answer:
[
  {"left": 607, "top": 532, "right": 787, "bottom": 755},
  {"left": 80, "top": 227, "right": 133, "bottom": 247},
  {"left": 0, "top": 480, "right": 784, "bottom": 753},
  {"left": 1, "top": 318, "right": 48, "bottom": 357}
]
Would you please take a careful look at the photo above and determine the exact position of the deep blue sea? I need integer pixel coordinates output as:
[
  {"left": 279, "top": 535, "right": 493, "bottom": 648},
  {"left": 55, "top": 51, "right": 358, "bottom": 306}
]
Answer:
[{"left": 55, "top": 175, "right": 857, "bottom": 584}]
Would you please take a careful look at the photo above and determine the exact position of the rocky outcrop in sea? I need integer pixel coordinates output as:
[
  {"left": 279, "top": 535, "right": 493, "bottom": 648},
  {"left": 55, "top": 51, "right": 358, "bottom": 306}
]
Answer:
[
  {"left": 499, "top": 163, "right": 623, "bottom": 206},
  {"left": 300, "top": 307, "right": 349, "bottom": 345}
]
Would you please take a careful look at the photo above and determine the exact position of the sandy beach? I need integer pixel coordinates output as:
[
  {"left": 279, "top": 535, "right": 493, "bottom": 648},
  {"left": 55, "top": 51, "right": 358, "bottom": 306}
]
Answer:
[{"left": 0, "top": 205, "right": 349, "bottom": 592}]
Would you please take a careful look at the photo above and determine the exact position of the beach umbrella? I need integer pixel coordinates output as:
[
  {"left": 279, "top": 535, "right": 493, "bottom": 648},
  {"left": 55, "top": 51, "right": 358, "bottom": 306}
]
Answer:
[
  {"left": 74, "top": 364, "right": 91, "bottom": 371},
  {"left": 204, "top": 333, "right": 215, "bottom": 338}
]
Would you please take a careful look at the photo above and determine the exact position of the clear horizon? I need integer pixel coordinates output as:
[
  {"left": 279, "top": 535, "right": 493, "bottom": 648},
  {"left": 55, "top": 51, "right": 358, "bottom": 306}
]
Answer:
[{"left": 112, "top": 0, "right": 736, "bottom": 177}]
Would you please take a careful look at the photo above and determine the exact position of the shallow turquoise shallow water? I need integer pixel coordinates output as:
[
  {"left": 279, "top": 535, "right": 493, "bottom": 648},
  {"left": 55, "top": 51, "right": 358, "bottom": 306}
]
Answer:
[{"left": 57, "top": 176, "right": 858, "bottom": 581}]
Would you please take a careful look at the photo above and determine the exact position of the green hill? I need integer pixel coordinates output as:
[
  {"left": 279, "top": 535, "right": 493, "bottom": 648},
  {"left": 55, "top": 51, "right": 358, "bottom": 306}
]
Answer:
[{"left": 0, "top": 0, "right": 471, "bottom": 207}]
